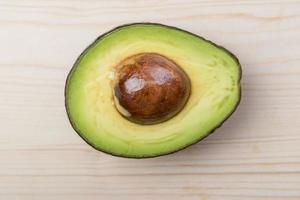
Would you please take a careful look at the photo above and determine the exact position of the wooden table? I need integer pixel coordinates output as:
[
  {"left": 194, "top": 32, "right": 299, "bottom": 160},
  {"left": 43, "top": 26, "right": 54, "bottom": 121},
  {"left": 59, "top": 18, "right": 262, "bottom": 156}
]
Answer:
[{"left": 1, "top": 1, "right": 300, "bottom": 199}]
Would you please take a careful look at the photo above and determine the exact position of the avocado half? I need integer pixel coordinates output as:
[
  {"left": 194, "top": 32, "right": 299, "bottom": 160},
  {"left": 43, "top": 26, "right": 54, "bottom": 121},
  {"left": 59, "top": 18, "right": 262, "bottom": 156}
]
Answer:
[{"left": 65, "top": 23, "right": 241, "bottom": 158}]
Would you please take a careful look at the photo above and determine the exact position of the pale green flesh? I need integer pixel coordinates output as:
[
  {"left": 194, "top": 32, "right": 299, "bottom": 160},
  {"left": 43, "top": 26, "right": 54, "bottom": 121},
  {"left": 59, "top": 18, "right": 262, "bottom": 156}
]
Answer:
[{"left": 66, "top": 24, "right": 241, "bottom": 157}]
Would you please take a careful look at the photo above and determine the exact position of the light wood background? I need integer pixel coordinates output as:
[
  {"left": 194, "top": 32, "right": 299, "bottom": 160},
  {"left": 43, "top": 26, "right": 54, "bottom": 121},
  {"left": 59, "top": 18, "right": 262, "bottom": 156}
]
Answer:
[{"left": 1, "top": 0, "right": 300, "bottom": 199}]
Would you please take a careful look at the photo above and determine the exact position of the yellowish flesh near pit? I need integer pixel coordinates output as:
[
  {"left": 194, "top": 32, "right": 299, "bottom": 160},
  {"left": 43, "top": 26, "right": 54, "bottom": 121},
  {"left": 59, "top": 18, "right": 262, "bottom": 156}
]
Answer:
[{"left": 65, "top": 23, "right": 241, "bottom": 157}]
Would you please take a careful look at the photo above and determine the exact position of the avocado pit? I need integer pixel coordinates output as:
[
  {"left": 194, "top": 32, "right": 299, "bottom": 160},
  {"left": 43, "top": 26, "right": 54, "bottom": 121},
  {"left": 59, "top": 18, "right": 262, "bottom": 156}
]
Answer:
[{"left": 113, "top": 53, "right": 191, "bottom": 125}]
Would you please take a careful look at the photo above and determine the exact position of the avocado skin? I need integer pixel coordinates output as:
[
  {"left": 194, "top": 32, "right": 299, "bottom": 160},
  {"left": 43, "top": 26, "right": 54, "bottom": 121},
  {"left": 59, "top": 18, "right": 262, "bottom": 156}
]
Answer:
[{"left": 65, "top": 22, "right": 242, "bottom": 159}]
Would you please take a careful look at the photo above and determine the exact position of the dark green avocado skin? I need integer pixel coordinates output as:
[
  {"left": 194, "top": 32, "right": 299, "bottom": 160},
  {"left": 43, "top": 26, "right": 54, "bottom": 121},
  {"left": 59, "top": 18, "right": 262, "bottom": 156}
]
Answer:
[{"left": 65, "top": 22, "right": 242, "bottom": 159}]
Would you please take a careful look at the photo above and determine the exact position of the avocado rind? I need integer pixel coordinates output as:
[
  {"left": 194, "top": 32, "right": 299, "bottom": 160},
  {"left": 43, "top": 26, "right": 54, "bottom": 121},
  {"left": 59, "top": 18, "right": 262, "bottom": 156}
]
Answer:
[{"left": 65, "top": 22, "right": 242, "bottom": 158}]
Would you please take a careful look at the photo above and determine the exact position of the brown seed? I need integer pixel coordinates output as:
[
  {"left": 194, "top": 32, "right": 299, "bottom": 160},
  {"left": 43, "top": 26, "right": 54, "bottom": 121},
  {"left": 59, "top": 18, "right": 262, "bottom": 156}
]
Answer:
[{"left": 113, "top": 53, "right": 191, "bottom": 125}]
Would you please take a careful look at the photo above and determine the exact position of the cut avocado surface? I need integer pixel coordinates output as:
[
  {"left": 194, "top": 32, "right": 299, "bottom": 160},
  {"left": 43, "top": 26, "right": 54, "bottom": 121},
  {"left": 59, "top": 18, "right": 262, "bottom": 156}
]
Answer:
[{"left": 65, "top": 23, "right": 241, "bottom": 158}]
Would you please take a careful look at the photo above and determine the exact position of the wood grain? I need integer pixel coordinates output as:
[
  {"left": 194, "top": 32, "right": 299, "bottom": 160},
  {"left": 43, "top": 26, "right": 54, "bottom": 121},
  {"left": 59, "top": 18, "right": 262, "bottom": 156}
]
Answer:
[{"left": 1, "top": 0, "right": 300, "bottom": 199}]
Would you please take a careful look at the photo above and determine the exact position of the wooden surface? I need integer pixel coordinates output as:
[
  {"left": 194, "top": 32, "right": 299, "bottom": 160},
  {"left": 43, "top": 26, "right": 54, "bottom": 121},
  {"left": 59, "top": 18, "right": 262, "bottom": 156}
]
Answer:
[{"left": 1, "top": 0, "right": 300, "bottom": 199}]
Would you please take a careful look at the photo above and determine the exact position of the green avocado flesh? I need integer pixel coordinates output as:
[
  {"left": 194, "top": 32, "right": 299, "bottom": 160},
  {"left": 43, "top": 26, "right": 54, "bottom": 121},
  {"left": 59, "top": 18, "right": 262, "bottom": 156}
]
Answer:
[{"left": 65, "top": 23, "right": 241, "bottom": 158}]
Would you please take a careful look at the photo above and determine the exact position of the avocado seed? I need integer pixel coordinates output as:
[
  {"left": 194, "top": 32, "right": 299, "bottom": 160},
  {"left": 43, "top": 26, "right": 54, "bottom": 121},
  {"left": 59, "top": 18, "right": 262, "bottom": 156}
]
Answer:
[{"left": 113, "top": 53, "right": 191, "bottom": 125}]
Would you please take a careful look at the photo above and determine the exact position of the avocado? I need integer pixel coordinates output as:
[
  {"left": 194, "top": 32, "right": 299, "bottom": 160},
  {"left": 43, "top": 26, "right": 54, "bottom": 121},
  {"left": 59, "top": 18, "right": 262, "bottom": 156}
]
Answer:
[{"left": 65, "top": 23, "right": 241, "bottom": 158}]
